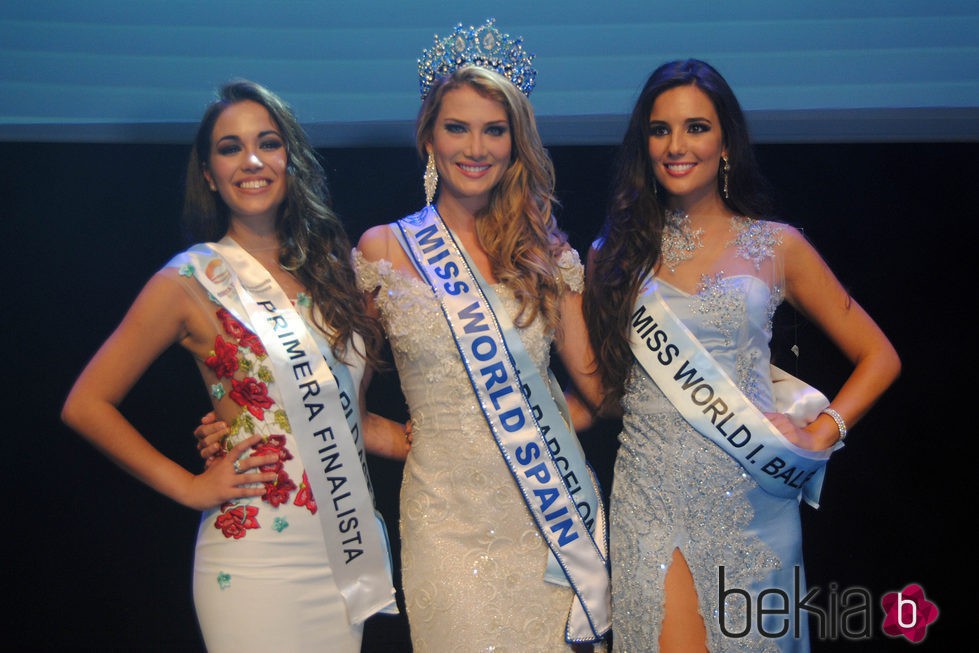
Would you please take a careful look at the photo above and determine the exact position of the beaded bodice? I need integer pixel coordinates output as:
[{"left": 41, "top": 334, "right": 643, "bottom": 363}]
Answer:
[
  {"left": 611, "top": 217, "right": 791, "bottom": 652},
  {"left": 354, "top": 245, "right": 591, "bottom": 651},
  {"left": 653, "top": 216, "right": 785, "bottom": 407}
]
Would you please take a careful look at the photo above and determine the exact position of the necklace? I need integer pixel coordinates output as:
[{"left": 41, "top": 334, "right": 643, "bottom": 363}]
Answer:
[{"left": 661, "top": 210, "right": 704, "bottom": 273}]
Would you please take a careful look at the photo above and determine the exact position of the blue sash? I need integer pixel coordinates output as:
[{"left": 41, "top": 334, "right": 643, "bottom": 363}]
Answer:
[{"left": 393, "top": 206, "right": 610, "bottom": 642}]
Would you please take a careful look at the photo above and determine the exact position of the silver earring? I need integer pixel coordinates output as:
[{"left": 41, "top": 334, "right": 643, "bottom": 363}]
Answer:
[
  {"left": 424, "top": 151, "right": 438, "bottom": 206},
  {"left": 721, "top": 155, "right": 730, "bottom": 199}
]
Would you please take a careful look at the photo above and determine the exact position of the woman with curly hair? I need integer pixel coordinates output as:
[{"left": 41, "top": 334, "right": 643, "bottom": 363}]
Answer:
[
  {"left": 585, "top": 59, "right": 900, "bottom": 651},
  {"left": 355, "top": 20, "right": 609, "bottom": 652},
  {"left": 62, "top": 80, "right": 406, "bottom": 651}
]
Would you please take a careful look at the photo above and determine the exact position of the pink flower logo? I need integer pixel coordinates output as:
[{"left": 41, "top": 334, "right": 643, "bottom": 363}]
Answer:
[{"left": 881, "top": 583, "right": 938, "bottom": 643}]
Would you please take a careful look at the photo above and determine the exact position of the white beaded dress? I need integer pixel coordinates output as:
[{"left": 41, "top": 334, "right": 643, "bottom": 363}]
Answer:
[
  {"left": 355, "top": 244, "right": 596, "bottom": 652},
  {"left": 610, "top": 217, "right": 812, "bottom": 652}
]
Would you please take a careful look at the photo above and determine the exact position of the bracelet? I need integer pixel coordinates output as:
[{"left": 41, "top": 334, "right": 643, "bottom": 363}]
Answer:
[{"left": 820, "top": 408, "right": 848, "bottom": 442}]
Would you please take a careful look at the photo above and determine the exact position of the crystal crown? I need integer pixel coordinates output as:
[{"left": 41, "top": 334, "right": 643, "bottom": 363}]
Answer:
[{"left": 417, "top": 18, "right": 537, "bottom": 99}]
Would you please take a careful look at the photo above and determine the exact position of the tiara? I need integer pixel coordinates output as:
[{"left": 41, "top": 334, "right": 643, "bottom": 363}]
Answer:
[{"left": 417, "top": 18, "right": 537, "bottom": 99}]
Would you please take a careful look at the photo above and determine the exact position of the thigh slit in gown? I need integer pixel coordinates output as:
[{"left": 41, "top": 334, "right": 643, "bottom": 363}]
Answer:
[{"left": 610, "top": 219, "right": 811, "bottom": 653}]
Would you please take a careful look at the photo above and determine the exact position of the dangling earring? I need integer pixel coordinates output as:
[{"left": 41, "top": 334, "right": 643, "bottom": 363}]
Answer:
[
  {"left": 721, "top": 154, "right": 730, "bottom": 199},
  {"left": 652, "top": 178, "right": 659, "bottom": 199},
  {"left": 424, "top": 151, "right": 438, "bottom": 206}
]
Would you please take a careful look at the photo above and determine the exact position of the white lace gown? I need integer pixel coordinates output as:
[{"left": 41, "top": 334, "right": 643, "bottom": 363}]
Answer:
[
  {"left": 610, "top": 218, "right": 811, "bottom": 652},
  {"left": 355, "top": 246, "right": 594, "bottom": 652}
]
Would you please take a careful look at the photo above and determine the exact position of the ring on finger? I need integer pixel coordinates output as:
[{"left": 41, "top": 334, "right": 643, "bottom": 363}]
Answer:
[{"left": 233, "top": 459, "right": 242, "bottom": 474}]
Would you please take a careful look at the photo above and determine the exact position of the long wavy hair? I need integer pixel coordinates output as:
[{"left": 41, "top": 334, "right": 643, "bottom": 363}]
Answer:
[
  {"left": 417, "top": 66, "right": 566, "bottom": 332},
  {"left": 585, "top": 59, "right": 773, "bottom": 407},
  {"left": 182, "top": 79, "right": 382, "bottom": 363}
]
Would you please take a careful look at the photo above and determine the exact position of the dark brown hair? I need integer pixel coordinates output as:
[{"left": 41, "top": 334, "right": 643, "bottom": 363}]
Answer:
[
  {"left": 182, "top": 79, "right": 382, "bottom": 363},
  {"left": 585, "top": 59, "right": 773, "bottom": 407}
]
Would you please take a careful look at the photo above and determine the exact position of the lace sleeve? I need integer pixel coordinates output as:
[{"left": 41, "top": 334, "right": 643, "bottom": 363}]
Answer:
[
  {"left": 556, "top": 247, "right": 584, "bottom": 294},
  {"left": 352, "top": 248, "right": 388, "bottom": 293}
]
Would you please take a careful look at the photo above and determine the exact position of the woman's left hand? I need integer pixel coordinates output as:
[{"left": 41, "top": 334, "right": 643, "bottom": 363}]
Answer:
[{"left": 764, "top": 412, "right": 838, "bottom": 451}]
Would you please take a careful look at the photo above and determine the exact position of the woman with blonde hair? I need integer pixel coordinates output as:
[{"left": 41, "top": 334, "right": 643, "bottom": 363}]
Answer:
[{"left": 356, "top": 20, "right": 609, "bottom": 651}]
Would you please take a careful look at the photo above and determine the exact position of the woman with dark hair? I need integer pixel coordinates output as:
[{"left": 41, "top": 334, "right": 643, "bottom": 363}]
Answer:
[
  {"left": 62, "top": 80, "right": 406, "bottom": 651},
  {"left": 585, "top": 60, "right": 899, "bottom": 651},
  {"left": 355, "top": 20, "right": 609, "bottom": 651}
]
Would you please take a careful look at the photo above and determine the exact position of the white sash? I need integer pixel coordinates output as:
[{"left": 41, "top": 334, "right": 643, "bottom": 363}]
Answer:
[
  {"left": 394, "top": 207, "right": 610, "bottom": 642},
  {"left": 629, "top": 279, "right": 842, "bottom": 508},
  {"left": 170, "top": 238, "right": 396, "bottom": 624}
]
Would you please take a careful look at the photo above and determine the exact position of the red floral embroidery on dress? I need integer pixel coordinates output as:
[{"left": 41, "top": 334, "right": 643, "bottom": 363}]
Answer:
[
  {"left": 217, "top": 308, "right": 246, "bottom": 340},
  {"left": 218, "top": 308, "right": 267, "bottom": 357},
  {"left": 205, "top": 336, "right": 239, "bottom": 379},
  {"left": 208, "top": 306, "right": 312, "bottom": 539},
  {"left": 229, "top": 377, "right": 274, "bottom": 420},
  {"left": 294, "top": 471, "right": 318, "bottom": 514},
  {"left": 250, "top": 435, "right": 293, "bottom": 471},
  {"left": 239, "top": 331, "right": 267, "bottom": 357},
  {"left": 215, "top": 504, "right": 260, "bottom": 539},
  {"left": 248, "top": 436, "right": 299, "bottom": 506},
  {"left": 263, "top": 469, "right": 298, "bottom": 507}
]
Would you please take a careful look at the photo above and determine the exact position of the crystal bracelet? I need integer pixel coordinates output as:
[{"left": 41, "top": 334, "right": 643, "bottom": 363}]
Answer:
[{"left": 820, "top": 408, "right": 848, "bottom": 441}]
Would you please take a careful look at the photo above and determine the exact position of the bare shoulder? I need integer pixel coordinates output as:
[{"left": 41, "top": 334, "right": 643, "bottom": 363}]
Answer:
[
  {"left": 95, "top": 266, "right": 201, "bottom": 356},
  {"left": 772, "top": 222, "right": 808, "bottom": 250},
  {"left": 142, "top": 267, "right": 194, "bottom": 303},
  {"left": 135, "top": 267, "right": 207, "bottom": 331},
  {"left": 773, "top": 222, "right": 828, "bottom": 271},
  {"left": 356, "top": 223, "right": 396, "bottom": 262},
  {"left": 357, "top": 222, "right": 420, "bottom": 274}
]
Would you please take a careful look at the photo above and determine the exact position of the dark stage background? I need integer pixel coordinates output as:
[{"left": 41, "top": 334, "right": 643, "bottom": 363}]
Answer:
[{"left": 5, "top": 139, "right": 969, "bottom": 651}]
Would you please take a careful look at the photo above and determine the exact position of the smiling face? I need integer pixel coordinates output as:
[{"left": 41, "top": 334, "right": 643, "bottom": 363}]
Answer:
[
  {"left": 647, "top": 84, "right": 727, "bottom": 212},
  {"left": 203, "top": 100, "right": 288, "bottom": 225},
  {"left": 428, "top": 84, "right": 512, "bottom": 213}
]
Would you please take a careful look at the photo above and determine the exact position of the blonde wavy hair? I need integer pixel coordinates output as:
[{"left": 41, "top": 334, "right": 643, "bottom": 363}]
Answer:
[{"left": 416, "top": 66, "right": 567, "bottom": 332}]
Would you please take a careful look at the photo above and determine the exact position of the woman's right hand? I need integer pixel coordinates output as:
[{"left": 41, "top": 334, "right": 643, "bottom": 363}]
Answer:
[
  {"left": 183, "top": 434, "right": 278, "bottom": 510},
  {"left": 194, "top": 412, "right": 230, "bottom": 466}
]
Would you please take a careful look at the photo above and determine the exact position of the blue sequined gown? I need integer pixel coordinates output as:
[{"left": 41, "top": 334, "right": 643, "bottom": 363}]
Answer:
[{"left": 610, "top": 218, "right": 811, "bottom": 652}]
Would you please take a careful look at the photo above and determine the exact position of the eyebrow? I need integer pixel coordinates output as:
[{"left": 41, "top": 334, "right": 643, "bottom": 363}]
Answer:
[
  {"left": 440, "top": 116, "right": 508, "bottom": 124},
  {"left": 215, "top": 129, "right": 282, "bottom": 143},
  {"left": 649, "top": 117, "right": 713, "bottom": 124}
]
